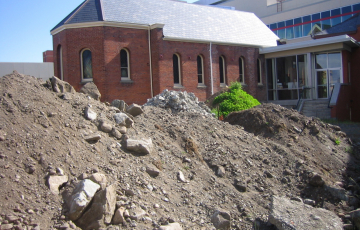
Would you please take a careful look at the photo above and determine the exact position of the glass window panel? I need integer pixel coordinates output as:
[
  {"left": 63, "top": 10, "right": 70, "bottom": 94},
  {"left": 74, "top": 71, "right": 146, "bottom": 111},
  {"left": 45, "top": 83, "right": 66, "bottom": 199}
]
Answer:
[
  {"left": 219, "top": 57, "right": 225, "bottom": 84},
  {"left": 266, "top": 59, "right": 274, "bottom": 90},
  {"left": 312, "top": 13, "right": 321, "bottom": 33},
  {"left": 354, "top": 3, "right": 360, "bottom": 12},
  {"left": 315, "top": 54, "right": 327, "bottom": 69},
  {"left": 173, "top": 54, "right": 180, "bottom": 84},
  {"left": 197, "top": 56, "right": 203, "bottom": 84},
  {"left": 294, "top": 25, "right": 302, "bottom": 38},
  {"left": 321, "top": 11, "right": 330, "bottom": 18},
  {"left": 278, "top": 29, "right": 285, "bottom": 39},
  {"left": 302, "top": 15, "right": 311, "bottom": 36},
  {"left": 270, "top": 23, "right": 277, "bottom": 29},
  {"left": 317, "top": 71, "right": 327, "bottom": 98},
  {"left": 328, "top": 53, "right": 341, "bottom": 68},
  {"left": 331, "top": 16, "right": 341, "bottom": 26},
  {"left": 286, "top": 20, "right": 294, "bottom": 39},
  {"left": 120, "top": 50, "right": 128, "bottom": 67},
  {"left": 331, "top": 8, "right": 340, "bottom": 16},
  {"left": 82, "top": 50, "right": 92, "bottom": 79},
  {"left": 342, "top": 6, "right": 352, "bottom": 21},
  {"left": 239, "top": 58, "right": 244, "bottom": 83}
]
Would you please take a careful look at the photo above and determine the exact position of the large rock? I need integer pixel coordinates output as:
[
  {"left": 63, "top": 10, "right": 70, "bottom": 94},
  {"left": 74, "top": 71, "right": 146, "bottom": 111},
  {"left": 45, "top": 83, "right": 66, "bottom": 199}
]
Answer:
[
  {"left": 158, "top": 223, "right": 183, "bottom": 230},
  {"left": 84, "top": 107, "right": 97, "bottom": 121},
  {"left": 51, "top": 76, "right": 75, "bottom": 93},
  {"left": 126, "top": 104, "right": 144, "bottom": 117},
  {"left": 126, "top": 137, "right": 153, "bottom": 155},
  {"left": 111, "top": 100, "right": 128, "bottom": 111},
  {"left": 47, "top": 175, "right": 68, "bottom": 195},
  {"left": 113, "top": 112, "right": 134, "bottom": 128},
  {"left": 68, "top": 179, "right": 101, "bottom": 221},
  {"left": 76, "top": 184, "right": 117, "bottom": 230},
  {"left": 349, "top": 209, "right": 360, "bottom": 229},
  {"left": 211, "top": 209, "right": 231, "bottom": 230},
  {"left": 80, "top": 82, "right": 101, "bottom": 100},
  {"left": 88, "top": 173, "right": 107, "bottom": 190},
  {"left": 269, "top": 196, "right": 342, "bottom": 230},
  {"left": 309, "top": 174, "right": 325, "bottom": 187},
  {"left": 112, "top": 207, "right": 126, "bottom": 225}
]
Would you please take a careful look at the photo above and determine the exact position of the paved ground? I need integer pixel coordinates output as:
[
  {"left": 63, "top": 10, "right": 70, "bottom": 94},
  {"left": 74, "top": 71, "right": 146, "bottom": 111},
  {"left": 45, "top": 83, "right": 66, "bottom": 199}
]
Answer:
[{"left": 338, "top": 123, "right": 360, "bottom": 144}]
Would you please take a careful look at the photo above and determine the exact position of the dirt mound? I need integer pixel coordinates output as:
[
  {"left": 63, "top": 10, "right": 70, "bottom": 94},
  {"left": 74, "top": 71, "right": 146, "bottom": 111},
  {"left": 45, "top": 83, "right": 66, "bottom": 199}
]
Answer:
[{"left": 0, "top": 72, "right": 359, "bottom": 230}]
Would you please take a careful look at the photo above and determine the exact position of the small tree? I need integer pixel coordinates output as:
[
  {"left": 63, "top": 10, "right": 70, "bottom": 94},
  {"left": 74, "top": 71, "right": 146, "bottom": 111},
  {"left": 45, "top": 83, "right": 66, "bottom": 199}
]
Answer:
[{"left": 212, "top": 82, "right": 260, "bottom": 118}]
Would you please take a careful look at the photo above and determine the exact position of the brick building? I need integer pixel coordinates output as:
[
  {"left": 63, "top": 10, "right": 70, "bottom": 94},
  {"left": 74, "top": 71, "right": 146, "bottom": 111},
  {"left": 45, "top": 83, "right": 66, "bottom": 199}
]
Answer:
[{"left": 51, "top": 0, "right": 278, "bottom": 105}]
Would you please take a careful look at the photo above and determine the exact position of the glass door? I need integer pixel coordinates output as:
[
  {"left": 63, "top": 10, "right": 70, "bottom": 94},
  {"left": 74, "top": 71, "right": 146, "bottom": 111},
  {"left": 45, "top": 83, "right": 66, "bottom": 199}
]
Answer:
[{"left": 315, "top": 53, "right": 342, "bottom": 99}]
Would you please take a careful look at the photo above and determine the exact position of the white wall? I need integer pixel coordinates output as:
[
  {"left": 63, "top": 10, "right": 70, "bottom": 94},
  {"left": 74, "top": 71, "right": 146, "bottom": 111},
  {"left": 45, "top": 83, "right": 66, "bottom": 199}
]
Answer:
[{"left": 0, "top": 62, "right": 54, "bottom": 81}]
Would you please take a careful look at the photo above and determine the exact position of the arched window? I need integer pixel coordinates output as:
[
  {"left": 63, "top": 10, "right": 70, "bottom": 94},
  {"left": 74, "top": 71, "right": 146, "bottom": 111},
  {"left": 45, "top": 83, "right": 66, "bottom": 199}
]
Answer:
[
  {"left": 239, "top": 57, "right": 244, "bottom": 84},
  {"left": 120, "top": 49, "right": 130, "bottom": 79},
  {"left": 257, "top": 58, "right": 262, "bottom": 84},
  {"left": 173, "top": 54, "right": 181, "bottom": 85},
  {"left": 219, "top": 56, "right": 226, "bottom": 86},
  {"left": 57, "top": 45, "right": 63, "bottom": 80},
  {"left": 197, "top": 55, "right": 204, "bottom": 85},
  {"left": 81, "top": 49, "right": 93, "bottom": 81}
]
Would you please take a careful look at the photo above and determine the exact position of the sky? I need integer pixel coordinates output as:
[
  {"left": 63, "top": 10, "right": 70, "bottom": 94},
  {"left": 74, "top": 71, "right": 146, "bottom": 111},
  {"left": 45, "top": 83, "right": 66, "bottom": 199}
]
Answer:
[{"left": 0, "top": 0, "right": 198, "bottom": 63}]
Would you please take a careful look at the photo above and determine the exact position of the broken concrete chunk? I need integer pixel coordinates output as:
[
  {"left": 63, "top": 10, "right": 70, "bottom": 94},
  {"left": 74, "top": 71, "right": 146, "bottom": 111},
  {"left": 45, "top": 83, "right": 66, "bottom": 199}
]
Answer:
[
  {"left": 85, "top": 134, "right": 101, "bottom": 142},
  {"left": 126, "top": 103, "right": 144, "bottom": 117},
  {"left": 88, "top": 173, "right": 107, "bottom": 190},
  {"left": 126, "top": 137, "right": 153, "bottom": 155},
  {"left": 47, "top": 175, "right": 68, "bottom": 195},
  {"left": 111, "top": 99, "right": 128, "bottom": 111},
  {"left": 211, "top": 209, "right": 231, "bottom": 230},
  {"left": 158, "top": 222, "right": 183, "bottom": 230},
  {"left": 128, "top": 206, "right": 147, "bottom": 221},
  {"left": 51, "top": 76, "right": 75, "bottom": 93},
  {"left": 84, "top": 107, "right": 97, "bottom": 121},
  {"left": 269, "top": 196, "right": 342, "bottom": 230},
  {"left": 112, "top": 207, "right": 126, "bottom": 225},
  {"left": 68, "top": 179, "right": 101, "bottom": 221},
  {"left": 111, "top": 128, "right": 122, "bottom": 139},
  {"left": 75, "top": 184, "right": 116, "bottom": 229},
  {"left": 100, "top": 122, "right": 113, "bottom": 133},
  {"left": 80, "top": 82, "right": 101, "bottom": 100},
  {"left": 146, "top": 166, "right": 160, "bottom": 177},
  {"left": 113, "top": 112, "right": 134, "bottom": 128}
]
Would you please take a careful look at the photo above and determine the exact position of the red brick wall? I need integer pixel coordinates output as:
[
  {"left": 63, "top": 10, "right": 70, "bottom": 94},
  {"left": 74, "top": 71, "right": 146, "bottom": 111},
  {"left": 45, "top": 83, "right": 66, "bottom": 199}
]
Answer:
[
  {"left": 53, "top": 26, "right": 265, "bottom": 105},
  {"left": 348, "top": 28, "right": 360, "bottom": 122},
  {"left": 43, "top": 50, "right": 54, "bottom": 63}
]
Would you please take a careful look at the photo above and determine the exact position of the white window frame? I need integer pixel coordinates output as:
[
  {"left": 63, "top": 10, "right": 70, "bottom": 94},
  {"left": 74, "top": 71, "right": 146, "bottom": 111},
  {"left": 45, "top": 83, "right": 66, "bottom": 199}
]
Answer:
[
  {"left": 197, "top": 55, "right": 205, "bottom": 87},
  {"left": 173, "top": 53, "right": 182, "bottom": 87},
  {"left": 239, "top": 57, "right": 245, "bottom": 84},
  {"left": 80, "top": 48, "right": 93, "bottom": 83},
  {"left": 219, "top": 56, "right": 226, "bottom": 87},
  {"left": 120, "top": 48, "right": 130, "bottom": 80}
]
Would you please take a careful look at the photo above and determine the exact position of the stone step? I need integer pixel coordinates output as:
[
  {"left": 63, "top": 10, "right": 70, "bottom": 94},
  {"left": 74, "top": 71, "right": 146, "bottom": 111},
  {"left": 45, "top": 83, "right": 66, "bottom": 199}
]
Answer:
[{"left": 301, "top": 100, "right": 331, "bottom": 119}]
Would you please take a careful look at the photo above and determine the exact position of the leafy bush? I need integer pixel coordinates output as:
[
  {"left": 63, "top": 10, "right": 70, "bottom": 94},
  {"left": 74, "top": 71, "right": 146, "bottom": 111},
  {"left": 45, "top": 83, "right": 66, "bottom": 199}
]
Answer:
[{"left": 212, "top": 82, "right": 260, "bottom": 118}]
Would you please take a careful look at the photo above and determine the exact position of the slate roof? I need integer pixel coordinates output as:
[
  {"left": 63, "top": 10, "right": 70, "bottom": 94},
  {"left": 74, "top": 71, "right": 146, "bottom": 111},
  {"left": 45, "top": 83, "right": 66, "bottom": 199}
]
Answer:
[
  {"left": 51, "top": 0, "right": 279, "bottom": 47},
  {"left": 316, "top": 13, "right": 360, "bottom": 36}
]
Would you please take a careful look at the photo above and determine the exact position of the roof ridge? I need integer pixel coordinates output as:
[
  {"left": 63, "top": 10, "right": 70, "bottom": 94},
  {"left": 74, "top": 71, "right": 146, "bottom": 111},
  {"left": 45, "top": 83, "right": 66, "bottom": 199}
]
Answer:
[{"left": 64, "top": 0, "right": 91, "bottom": 25}]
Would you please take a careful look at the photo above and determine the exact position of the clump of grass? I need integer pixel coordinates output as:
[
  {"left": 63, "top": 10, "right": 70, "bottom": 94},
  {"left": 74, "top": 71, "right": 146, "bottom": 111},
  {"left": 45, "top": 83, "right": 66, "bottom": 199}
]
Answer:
[{"left": 335, "top": 138, "right": 341, "bottom": 145}]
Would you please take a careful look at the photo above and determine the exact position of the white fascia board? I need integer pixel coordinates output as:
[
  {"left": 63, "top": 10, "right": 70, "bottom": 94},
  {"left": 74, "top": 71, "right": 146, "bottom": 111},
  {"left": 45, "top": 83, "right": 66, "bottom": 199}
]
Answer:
[
  {"left": 260, "top": 35, "right": 359, "bottom": 54},
  {"left": 51, "top": 22, "right": 165, "bottom": 35},
  {"left": 163, "top": 36, "right": 273, "bottom": 48}
]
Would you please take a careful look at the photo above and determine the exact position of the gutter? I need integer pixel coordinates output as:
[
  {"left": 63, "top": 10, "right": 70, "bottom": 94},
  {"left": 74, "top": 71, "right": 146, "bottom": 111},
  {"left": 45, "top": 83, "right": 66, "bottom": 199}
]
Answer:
[
  {"left": 148, "top": 25, "right": 154, "bottom": 98},
  {"left": 210, "top": 42, "right": 213, "bottom": 95}
]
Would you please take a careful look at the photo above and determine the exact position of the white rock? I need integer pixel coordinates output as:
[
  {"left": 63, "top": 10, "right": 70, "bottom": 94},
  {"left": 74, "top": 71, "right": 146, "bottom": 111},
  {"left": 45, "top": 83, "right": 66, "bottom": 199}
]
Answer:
[
  {"left": 126, "top": 137, "right": 153, "bottom": 155},
  {"left": 68, "top": 179, "right": 100, "bottom": 221},
  {"left": 113, "top": 112, "right": 133, "bottom": 128},
  {"left": 177, "top": 171, "right": 187, "bottom": 183},
  {"left": 158, "top": 222, "right": 183, "bottom": 230},
  {"left": 84, "top": 107, "right": 97, "bottom": 120},
  {"left": 47, "top": 175, "right": 68, "bottom": 195}
]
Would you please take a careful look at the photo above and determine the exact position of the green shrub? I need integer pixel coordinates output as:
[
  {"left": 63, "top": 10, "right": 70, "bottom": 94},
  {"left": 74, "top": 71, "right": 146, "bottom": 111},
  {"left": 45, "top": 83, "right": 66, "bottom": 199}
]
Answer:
[{"left": 212, "top": 82, "right": 260, "bottom": 118}]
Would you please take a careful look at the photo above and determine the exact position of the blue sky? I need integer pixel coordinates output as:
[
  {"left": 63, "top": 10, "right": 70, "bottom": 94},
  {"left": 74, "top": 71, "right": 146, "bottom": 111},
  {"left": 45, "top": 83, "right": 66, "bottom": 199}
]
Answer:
[{"left": 0, "top": 0, "right": 198, "bottom": 63}]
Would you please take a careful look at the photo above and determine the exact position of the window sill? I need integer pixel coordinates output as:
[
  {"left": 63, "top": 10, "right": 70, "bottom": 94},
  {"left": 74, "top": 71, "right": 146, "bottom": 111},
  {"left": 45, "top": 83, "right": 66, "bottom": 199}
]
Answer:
[
  {"left": 81, "top": 79, "right": 93, "bottom": 84},
  {"left": 174, "top": 84, "right": 184, "bottom": 89},
  {"left": 220, "top": 83, "right": 227, "bottom": 88},
  {"left": 197, "top": 84, "right": 207, "bottom": 88},
  {"left": 257, "top": 83, "right": 264, "bottom": 88},
  {"left": 121, "top": 79, "right": 133, "bottom": 84}
]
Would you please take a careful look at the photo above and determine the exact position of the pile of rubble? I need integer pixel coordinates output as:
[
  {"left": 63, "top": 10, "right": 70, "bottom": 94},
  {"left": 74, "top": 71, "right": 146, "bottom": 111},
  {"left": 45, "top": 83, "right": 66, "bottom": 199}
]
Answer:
[
  {"left": 145, "top": 89, "right": 212, "bottom": 117},
  {"left": 1, "top": 72, "right": 360, "bottom": 230}
]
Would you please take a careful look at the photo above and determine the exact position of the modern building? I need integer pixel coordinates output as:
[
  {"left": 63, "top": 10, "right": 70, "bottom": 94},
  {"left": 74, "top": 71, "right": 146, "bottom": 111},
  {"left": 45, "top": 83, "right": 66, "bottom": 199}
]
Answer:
[
  {"left": 196, "top": 0, "right": 360, "bottom": 121},
  {"left": 51, "top": 0, "right": 278, "bottom": 105}
]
